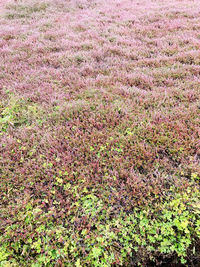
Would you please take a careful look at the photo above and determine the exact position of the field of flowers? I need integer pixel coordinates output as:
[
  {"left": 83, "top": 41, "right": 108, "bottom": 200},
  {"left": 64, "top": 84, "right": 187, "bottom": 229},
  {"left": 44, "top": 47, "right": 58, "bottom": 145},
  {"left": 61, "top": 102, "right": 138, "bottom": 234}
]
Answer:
[{"left": 0, "top": 0, "right": 200, "bottom": 266}]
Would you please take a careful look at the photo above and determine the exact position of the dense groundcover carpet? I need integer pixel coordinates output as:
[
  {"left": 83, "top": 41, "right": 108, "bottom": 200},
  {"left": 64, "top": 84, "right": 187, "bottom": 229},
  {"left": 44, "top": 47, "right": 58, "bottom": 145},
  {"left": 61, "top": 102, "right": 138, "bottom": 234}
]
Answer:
[{"left": 0, "top": 0, "right": 200, "bottom": 266}]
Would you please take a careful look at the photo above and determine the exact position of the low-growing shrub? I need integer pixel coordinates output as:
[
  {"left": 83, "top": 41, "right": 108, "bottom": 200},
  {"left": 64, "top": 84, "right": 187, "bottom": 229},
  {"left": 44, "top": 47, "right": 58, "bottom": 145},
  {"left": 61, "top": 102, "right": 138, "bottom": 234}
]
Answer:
[{"left": 0, "top": 184, "right": 199, "bottom": 266}]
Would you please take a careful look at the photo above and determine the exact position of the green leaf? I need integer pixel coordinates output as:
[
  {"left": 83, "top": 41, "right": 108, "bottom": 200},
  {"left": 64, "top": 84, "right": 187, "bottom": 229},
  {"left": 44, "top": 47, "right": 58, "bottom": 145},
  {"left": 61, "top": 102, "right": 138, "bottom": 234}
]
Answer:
[
  {"left": 92, "top": 247, "right": 102, "bottom": 258},
  {"left": 75, "top": 259, "right": 82, "bottom": 267}
]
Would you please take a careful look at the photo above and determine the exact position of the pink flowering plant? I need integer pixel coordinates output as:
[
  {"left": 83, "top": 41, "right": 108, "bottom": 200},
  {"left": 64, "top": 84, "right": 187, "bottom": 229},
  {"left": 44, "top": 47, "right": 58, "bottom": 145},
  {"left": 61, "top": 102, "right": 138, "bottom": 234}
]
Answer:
[{"left": 0, "top": 0, "right": 200, "bottom": 266}]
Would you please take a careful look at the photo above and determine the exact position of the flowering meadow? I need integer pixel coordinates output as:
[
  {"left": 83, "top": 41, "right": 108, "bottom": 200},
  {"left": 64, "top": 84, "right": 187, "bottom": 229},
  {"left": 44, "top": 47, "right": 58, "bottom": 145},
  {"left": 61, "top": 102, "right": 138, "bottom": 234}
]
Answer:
[{"left": 0, "top": 0, "right": 200, "bottom": 266}]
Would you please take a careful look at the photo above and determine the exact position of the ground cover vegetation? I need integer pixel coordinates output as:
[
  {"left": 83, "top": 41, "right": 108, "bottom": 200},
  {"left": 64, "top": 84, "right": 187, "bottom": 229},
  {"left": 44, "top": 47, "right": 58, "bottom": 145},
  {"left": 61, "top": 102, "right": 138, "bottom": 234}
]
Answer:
[{"left": 0, "top": 0, "right": 200, "bottom": 266}]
